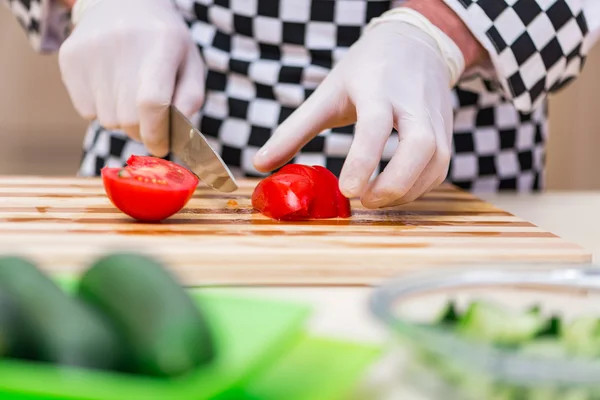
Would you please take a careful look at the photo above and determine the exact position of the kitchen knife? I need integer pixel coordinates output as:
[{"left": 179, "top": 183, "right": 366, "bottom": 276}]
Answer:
[{"left": 169, "top": 105, "right": 238, "bottom": 193}]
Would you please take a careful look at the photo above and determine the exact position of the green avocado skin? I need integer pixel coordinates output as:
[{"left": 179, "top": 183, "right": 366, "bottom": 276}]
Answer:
[
  {"left": 76, "top": 253, "right": 215, "bottom": 378},
  {"left": 0, "top": 256, "right": 127, "bottom": 371}
]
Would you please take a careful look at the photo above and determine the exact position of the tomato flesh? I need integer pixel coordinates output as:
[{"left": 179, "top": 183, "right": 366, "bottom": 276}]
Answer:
[
  {"left": 252, "top": 173, "right": 315, "bottom": 220},
  {"left": 278, "top": 164, "right": 337, "bottom": 218},
  {"left": 252, "top": 164, "right": 351, "bottom": 220},
  {"left": 311, "top": 166, "right": 352, "bottom": 218},
  {"left": 101, "top": 156, "right": 199, "bottom": 222}
]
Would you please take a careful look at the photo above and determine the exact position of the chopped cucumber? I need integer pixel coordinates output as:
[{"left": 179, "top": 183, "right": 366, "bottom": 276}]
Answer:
[
  {"left": 527, "top": 386, "right": 565, "bottom": 400},
  {"left": 424, "top": 298, "right": 600, "bottom": 399},
  {"left": 519, "top": 338, "right": 569, "bottom": 359},
  {"left": 436, "top": 300, "right": 460, "bottom": 324},
  {"left": 561, "top": 388, "right": 593, "bottom": 400},
  {"left": 527, "top": 304, "right": 542, "bottom": 315},
  {"left": 535, "top": 315, "right": 561, "bottom": 337},
  {"left": 456, "top": 300, "right": 544, "bottom": 346},
  {"left": 561, "top": 316, "right": 600, "bottom": 358}
]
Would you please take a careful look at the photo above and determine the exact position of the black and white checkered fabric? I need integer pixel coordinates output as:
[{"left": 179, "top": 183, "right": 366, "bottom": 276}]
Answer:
[
  {"left": 5, "top": 0, "right": 598, "bottom": 192},
  {"left": 445, "top": 0, "right": 589, "bottom": 111},
  {"left": 3, "top": 0, "right": 71, "bottom": 52}
]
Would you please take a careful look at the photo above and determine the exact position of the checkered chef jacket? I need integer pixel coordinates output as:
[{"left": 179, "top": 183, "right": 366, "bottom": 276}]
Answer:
[{"left": 4, "top": 0, "right": 600, "bottom": 192}]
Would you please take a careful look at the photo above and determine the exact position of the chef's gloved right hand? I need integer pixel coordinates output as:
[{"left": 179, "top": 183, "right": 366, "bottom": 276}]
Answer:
[{"left": 58, "top": 0, "right": 205, "bottom": 157}]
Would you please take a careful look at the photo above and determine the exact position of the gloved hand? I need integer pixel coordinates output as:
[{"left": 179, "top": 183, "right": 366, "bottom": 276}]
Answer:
[
  {"left": 253, "top": 16, "right": 460, "bottom": 209},
  {"left": 58, "top": 0, "right": 205, "bottom": 157}
]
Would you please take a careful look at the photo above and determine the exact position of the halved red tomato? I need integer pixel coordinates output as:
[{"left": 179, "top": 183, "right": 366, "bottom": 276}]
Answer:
[
  {"left": 252, "top": 164, "right": 351, "bottom": 220},
  {"left": 101, "top": 155, "right": 199, "bottom": 222}
]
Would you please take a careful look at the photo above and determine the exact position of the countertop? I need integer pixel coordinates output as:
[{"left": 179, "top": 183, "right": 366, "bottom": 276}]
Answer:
[{"left": 207, "top": 191, "right": 600, "bottom": 399}]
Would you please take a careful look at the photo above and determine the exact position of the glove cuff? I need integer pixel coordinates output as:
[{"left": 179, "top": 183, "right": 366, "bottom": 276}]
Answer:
[
  {"left": 367, "top": 7, "right": 465, "bottom": 87},
  {"left": 71, "top": 0, "right": 104, "bottom": 24}
]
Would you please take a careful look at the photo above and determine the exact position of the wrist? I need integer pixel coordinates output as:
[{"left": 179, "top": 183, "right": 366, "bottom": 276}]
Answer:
[
  {"left": 56, "top": 0, "right": 76, "bottom": 9},
  {"left": 367, "top": 8, "right": 465, "bottom": 87},
  {"left": 402, "top": 0, "right": 486, "bottom": 69},
  {"left": 71, "top": 0, "right": 104, "bottom": 24}
]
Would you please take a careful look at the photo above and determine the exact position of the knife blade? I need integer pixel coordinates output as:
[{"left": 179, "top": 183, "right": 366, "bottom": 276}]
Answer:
[{"left": 169, "top": 105, "right": 238, "bottom": 193}]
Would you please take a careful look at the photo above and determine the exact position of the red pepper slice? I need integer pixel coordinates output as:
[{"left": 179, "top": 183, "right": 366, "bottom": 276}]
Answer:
[{"left": 101, "top": 155, "right": 199, "bottom": 222}]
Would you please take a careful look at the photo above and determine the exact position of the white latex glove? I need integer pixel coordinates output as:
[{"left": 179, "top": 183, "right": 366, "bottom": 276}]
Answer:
[
  {"left": 58, "top": 0, "right": 205, "bottom": 157},
  {"left": 253, "top": 18, "right": 460, "bottom": 209}
]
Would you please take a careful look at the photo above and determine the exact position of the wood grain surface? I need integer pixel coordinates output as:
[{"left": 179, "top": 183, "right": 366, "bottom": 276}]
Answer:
[{"left": 0, "top": 176, "right": 591, "bottom": 286}]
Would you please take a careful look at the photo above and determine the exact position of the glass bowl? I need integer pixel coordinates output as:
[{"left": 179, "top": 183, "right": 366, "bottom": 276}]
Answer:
[{"left": 369, "top": 264, "right": 600, "bottom": 400}]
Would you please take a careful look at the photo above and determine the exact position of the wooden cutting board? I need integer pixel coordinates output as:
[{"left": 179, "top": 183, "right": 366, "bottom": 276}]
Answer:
[{"left": 0, "top": 176, "right": 590, "bottom": 286}]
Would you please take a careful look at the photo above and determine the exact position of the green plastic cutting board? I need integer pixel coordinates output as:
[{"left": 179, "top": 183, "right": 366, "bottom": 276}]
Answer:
[
  {"left": 218, "top": 335, "right": 382, "bottom": 400},
  {"left": 0, "top": 288, "right": 312, "bottom": 400}
]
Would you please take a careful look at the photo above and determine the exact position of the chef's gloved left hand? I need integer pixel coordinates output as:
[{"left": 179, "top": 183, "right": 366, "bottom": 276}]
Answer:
[{"left": 253, "top": 9, "right": 465, "bottom": 208}]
